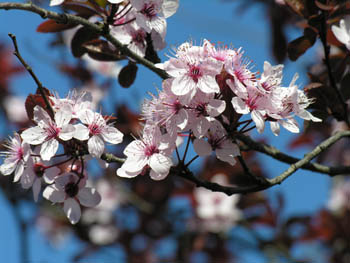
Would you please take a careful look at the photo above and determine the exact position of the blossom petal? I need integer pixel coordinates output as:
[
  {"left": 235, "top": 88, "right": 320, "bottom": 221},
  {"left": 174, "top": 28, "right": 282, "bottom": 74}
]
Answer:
[
  {"left": 43, "top": 185, "right": 65, "bottom": 203},
  {"left": 64, "top": 198, "right": 81, "bottom": 224},
  {"left": 32, "top": 178, "right": 42, "bottom": 202},
  {"left": 207, "top": 99, "right": 226, "bottom": 117},
  {"left": 40, "top": 139, "right": 59, "bottom": 161},
  {"left": 88, "top": 136, "right": 105, "bottom": 158},
  {"left": 231, "top": 97, "right": 249, "bottom": 114},
  {"left": 13, "top": 163, "right": 25, "bottom": 182},
  {"left": 149, "top": 153, "right": 172, "bottom": 177},
  {"left": 270, "top": 121, "right": 280, "bottom": 136},
  {"left": 193, "top": 139, "right": 212, "bottom": 156},
  {"left": 116, "top": 167, "right": 140, "bottom": 178},
  {"left": 162, "top": 0, "right": 179, "bottom": 18},
  {"left": 78, "top": 187, "right": 101, "bottom": 207},
  {"left": 59, "top": 124, "right": 75, "bottom": 141},
  {"left": 251, "top": 110, "right": 265, "bottom": 133},
  {"left": 0, "top": 161, "right": 16, "bottom": 176},
  {"left": 73, "top": 123, "right": 90, "bottom": 141},
  {"left": 21, "top": 126, "right": 46, "bottom": 145},
  {"left": 101, "top": 127, "right": 124, "bottom": 144}
]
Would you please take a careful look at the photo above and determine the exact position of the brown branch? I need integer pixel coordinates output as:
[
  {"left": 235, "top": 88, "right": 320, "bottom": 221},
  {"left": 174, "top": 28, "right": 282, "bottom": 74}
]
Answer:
[
  {"left": 8, "top": 33, "right": 55, "bottom": 117},
  {"left": 236, "top": 133, "right": 350, "bottom": 176},
  {"left": 319, "top": 11, "right": 349, "bottom": 126},
  {"left": 0, "top": 2, "right": 169, "bottom": 80}
]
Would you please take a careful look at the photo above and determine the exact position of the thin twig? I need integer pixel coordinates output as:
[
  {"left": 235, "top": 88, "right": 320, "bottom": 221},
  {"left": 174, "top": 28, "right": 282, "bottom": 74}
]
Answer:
[
  {"left": 319, "top": 11, "right": 349, "bottom": 126},
  {"left": 8, "top": 33, "right": 55, "bottom": 117},
  {"left": 0, "top": 2, "right": 169, "bottom": 80},
  {"left": 236, "top": 133, "right": 350, "bottom": 176}
]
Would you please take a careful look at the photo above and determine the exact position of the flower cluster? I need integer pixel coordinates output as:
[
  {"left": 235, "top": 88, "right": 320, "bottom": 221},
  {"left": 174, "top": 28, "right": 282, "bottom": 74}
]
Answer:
[
  {"left": 0, "top": 90, "right": 124, "bottom": 224},
  {"left": 117, "top": 39, "right": 321, "bottom": 181},
  {"left": 110, "top": 0, "right": 179, "bottom": 57}
]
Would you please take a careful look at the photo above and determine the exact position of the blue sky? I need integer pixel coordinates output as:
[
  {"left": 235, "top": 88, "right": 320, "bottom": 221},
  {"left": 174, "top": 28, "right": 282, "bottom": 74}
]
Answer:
[{"left": 0, "top": 0, "right": 331, "bottom": 262}]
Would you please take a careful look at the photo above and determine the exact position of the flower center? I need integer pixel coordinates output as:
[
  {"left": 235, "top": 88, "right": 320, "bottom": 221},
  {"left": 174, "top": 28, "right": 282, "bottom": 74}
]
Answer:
[
  {"left": 89, "top": 123, "right": 102, "bottom": 136},
  {"left": 65, "top": 182, "right": 79, "bottom": 198},
  {"left": 195, "top": 103, "right": 208, "bottom": 117},
  {"left": 140, "top": 3, "right": 157, "bottom": 19},
  {"left": 144, "top": 145, "right": 159, "bottom": 157},
  {"left": 45, "top": 123, "right": 61, "bottom": 140},
  {"left": 33, "top": 163, "right": 46, "bottom": 177},
  {"left": 188, "top": 65, "right": 202, "bottom": 83},
  {"left": 133, "top": 30, "right": 146, "bottom": 46}
]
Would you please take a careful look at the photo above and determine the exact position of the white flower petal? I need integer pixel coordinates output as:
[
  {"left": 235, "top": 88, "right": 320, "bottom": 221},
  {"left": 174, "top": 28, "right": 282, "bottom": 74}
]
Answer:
[
  {"left": 251, "top": 110, "right": 265, "bottom": 133},
  {"left": 13, "top": 163, "right": 24, "bottom": 182},
  {"left": 162, "top": 0, "right": 179, "bottom": 18},
  {"left": 207, "top": 99, "right": 226, "bottom": 117},
  {"left": 270, "top": 121, "right": 280, "bottom": 136},
  {"left": 231, "top": 97, "right": 250, "bottom": 114},
  {"left": 21, "top": 126, "right": 46, "bottom": 145},
  {"left": 64, "top": 198, "right": 81, "bottom": 224},
  {"left": 149, "top": 153, "right": 172, "bottom": 177},
  {"left": 116, "top": 167, "right": 140, "bottom": 178},
  {"left": 55, "top": 109, "right": 72, "bottom": 127},
  {"left": 59, "top": 124, "right": 75, "bottom": 141},
  {"left": 32, "top": 178, "right": 42, "bottom": 202},
  {"left": 279, "top": 118, "right": 300, "bottom": 133},
  {"left": 78, "top": 187, "right": 101, "bottom": 207},
  {"left": 40, "top": 139, "right": 59, "bottom": 161},
  {"left": 88, "top": 136, "right": 105, "bottom": 158},
  {"left": 0, "top": 161, "right": 16, "bottom": 176},
  {"left": 43, "top": 185, "right": 65, "bottom": 203},
  {"left": 193, "top": 139, "right": 212, "bottom": 156},
  {"left": 101, "top": 127, "right": 123, "bottom": 144},
  {"left": 73, "top": 123, "right": 90, "bottom": 141}
]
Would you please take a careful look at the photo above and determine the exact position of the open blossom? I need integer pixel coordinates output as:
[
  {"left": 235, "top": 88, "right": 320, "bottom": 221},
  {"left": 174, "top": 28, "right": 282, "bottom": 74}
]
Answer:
[
  {"left": 193, "top": 120, "right": 240, "bottom": 166},
  {"left": 331, "top": 16, "right": 350, "bottom": 51},
  {"left": 50, "top": 90, "right": 94, "bottom": 118},
  {"left": 21, "top": 106, "right": 75, "bottom": 161},
  {"left": 74, "top": 109, "right": 124, "bottom": 158},
  {"left": 43, "top": 172, "right": 101, "bottom": 224},
  {"left": 130, "top": 0, "right": 179, "bottom": 38},
  {"left": 0, "top": 133, "right": 30, "bottom": 182},
  {"left": 159, "top": 41, "right": 222, "bottom": 102},
  {"left": 117, "top": 126, "right": 173, "bottom": 180},
  {"left": 194, "top": 174, "right": 241, "bottom": 232},
  {"left": 20, "top": 156, "right": 60, "bottom": 202}
]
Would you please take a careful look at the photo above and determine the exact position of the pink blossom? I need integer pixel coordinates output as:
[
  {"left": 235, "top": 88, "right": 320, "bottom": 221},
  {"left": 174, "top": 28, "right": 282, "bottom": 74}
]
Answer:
[
  {"left": 130, "top": 0, "right": 179, "bottom": 38},
  {"left": 331, "top": 16, "right": 350, "bottom": 51},
  {"left": 194, "top": 174, "right": 241, "bottom": 232},
  {"left": 74, "top": 109, "right": 124, "bottom": 158},
  {"left": 159, "top": 41, "right": 222, "bottom": 101},
  {"left": 21, "top": 106, "right": 75, "bottom": 161},
  {"left": 43, "top": 172, "right": 101, "bottom": 224},
  {"left": 193, "top": 120, "right": 240, "bottom": 166},
  {"left": 117, "top": 126, "right": 173, "bottom": 180},
  {"left": 0, "top": 133, "right": 30, "bottom": 182},
  {"left": 20, "top": 156, "right": 60, "bottom": 202}
]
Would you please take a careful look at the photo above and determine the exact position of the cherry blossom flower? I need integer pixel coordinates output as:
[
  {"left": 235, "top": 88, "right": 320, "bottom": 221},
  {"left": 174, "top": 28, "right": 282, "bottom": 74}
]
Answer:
[
  {"left": 43, "top": 172, "right": 101, "bottom": 224},
  {"left": 159, "top": 41, "right": 222, "bottom": 101},
  {"left": 194, "top": 174, "right": 241, "bottom": 232},
  {"left": 50, "top": 90, "right": 93, "bottom": 118},
  {"left": 187, "top": 90, "right": 226, "bottom": 138},
  {"left": 117, "top": 126, "right": 173, "bottom": 180},
  {"left": 331, "top": 16, "right": 350, "bottom": 51},
  {"left": 0, "top": 133, "right": 30, "bottom": 182},
  {"left": 20, "top": 156, "right": 60, "bottom": 202},
  {"left": 327, "top": 180, "right": 350, "bottom": 212},
  {"left": 142, "top": 78, "right": 188, "bottom": 137},
  {"left": 21, "top": 106, "right": 75, "bottom": 161},
  {"left": 74, "top": 109, "right": 124, "bottom": 158},
  {"left": 193, "top": 120, "right": 240, "bottom": 166},
  {"left": 130, "top": 0, "right": 179, "bottom": 38}
]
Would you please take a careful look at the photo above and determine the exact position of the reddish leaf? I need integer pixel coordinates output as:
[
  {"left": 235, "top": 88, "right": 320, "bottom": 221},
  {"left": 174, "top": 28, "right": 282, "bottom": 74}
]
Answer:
[
  {"left": 284, "top": 0, "right": 305, "bottom": 17},
  {"left": 71, "top": 27, "right": 99, "bottom": 57},
  {"left": 287, "top": 27, "right": 317, "bottom": 61},
  {"left": 83, "top": 39, "right": 125, "bottom": 61},
  {"left": 62, "top": 2, "right": 99, "bottom": 17},
  {"left": 59, "top": 64, "right": 92, "bottom": 83},
  {"left": 118, "top": 62, "right": 138, "bottom": 88},
  {"left": 25, "top": 94, "right": 47, "bottom": 122},
  {"left": 315, "top": 1, "right": 335, "bottom": 11},
  {"left": 288, "top": 133, "right": 314, "bottom": 149},
  {"left": 37, "top": 19, "right": 77, "bottom": 33}
]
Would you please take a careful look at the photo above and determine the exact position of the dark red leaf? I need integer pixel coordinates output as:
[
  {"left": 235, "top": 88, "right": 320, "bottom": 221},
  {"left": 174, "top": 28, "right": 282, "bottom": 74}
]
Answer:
[
  {"left": 71, "top": 27, "right": 100, "bottom": 57},
  {"left": 287, "top": 27, "right": 317, "bottom": 61},
  {"left": 83, "top": 39, "right": 125, "bottom": 61},
  {"left": 37, "top": 19, "right": 77, "bottom": 33},
  {"left": 118, "top": 62, "right": 138, "bottom": 88}
]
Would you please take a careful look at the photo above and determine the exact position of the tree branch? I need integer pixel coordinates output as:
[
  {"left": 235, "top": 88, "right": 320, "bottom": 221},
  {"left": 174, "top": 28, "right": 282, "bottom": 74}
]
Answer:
[
  {"left": 8, "top": 33, "right": 55, "bottom": 117},
  {"left": 319, "top": 11, "right": 349, "bottom": 126},
  {"left": 0, "top": 2, "right": 169, "bottom": 80},
  {"left": 236, "top": 133, "right": 350, "bottom": 176}
]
